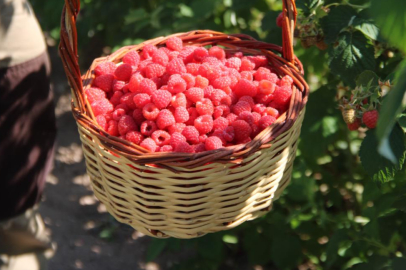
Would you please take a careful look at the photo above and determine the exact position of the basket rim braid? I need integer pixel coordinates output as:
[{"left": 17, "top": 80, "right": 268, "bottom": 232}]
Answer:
[{"left": 59, "top": 0, "right": 309, "bottom": 172}]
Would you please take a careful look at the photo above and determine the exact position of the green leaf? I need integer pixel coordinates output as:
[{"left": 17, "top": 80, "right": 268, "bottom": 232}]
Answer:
[
  {"left": 296, "top": 0, "right": 320, "bottom": 16},
  {"left": 179, "top": 4, "right": 194, "bottom": 17},
  {"left": 377, "top": 62, "right": 406, "bottom": 161},
  {"left": 270, "top": 233, "right": 302, "bottom": 270},
  {"left": 320, "top": 5, "right": 358, "bottom": 44},
  {"left": 222, "top": 234, "right": 238, "bottom": 244},
  {"left": 359, "top": 126, "right": 406, "bottom": 183},
  {"left": 146, "top": 239, "right": 168, "bottom": 262},
  {"left": 328, "top": 31, "right": 375, "bottom": 87},
  {"left": 352, "top": 9, "right": 380, "bottom": 41},
  {"left": 393, "top": 195, "right": 406, "bottom": 213},
  {"left": 398, "top": 114, "right": 406, "bottom": 133},
  {"left": 356, "top": 70, "right": 379, "bottom": 87},
  {"left": 326, "top": 229, "right": 348, "bottom": 268},
  {"left": 371, "top": 0, "right": 406, "bottom": 52}
]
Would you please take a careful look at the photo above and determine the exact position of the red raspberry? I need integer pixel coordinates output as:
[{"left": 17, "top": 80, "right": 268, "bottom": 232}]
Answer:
[
  {"left": 247, "top": 56, "right": 268, "bottom": 68},
  {"left": 126, "top": 131, "right": 144, "bottom": 145},
  {"left": 168, "top": 51, "right": 180, "bottom": 61},
  {"left": 181, "top": 73, "right": 195, "bottom": 89},
  {"left": 171, "top": 93, "right": 187, "bottom": 108},
  {"left": 199, "top": 134, "right": 207, "bottom": 143},
  {"left": 266, "top": 107, "right": 279, "bottom": 118},
  {"left": 107, "top": 120, "right": 119, "bottom": 136},
  {"left": 133, "top": 109, "right": 145, "bottom": 125},
  {"left": 258, "top": 115, "right": 276, "bottom": 130},
  {"left": 142, "top": 103, "right": 159, "bottom": 120},
  {"left": 226, "top": 113, "right": 238, "bottom": 125},
  {"left": 174, "top": 141, "right": 194, "bottom": 153},
  {"left": 152, "top": 50, "right": 169, "bottom": 66},
  {"left": 208, "top": 46, "right": 226, "bottom": 61},
  {"left": 182, "top": 126, "right": 200, "bottom": 144},
  {"left": 234, "top": 79, "right": 257, "bottom": 97},
  {"left": 213, "top": 117, "right": 228, "bottom": 131},
  {"left": 186, "top": 63, "right": 201, "bottom": 76},
  {"left": 251, "top": 112, "right": 261, "bottom": 124},
  {"left": 194, "top": 115, "right": 214, "bottom": 134},
  {"left": 151, "top": 130, "right": 171, "bottom": 146},
  {"left": 142, "top": 44, "right": 158, "bottom": 59},
  {"left": 159, "top": 145, "right": 173, "bottom": 152},
  {"left": 140, "top": 120, "right": 157, "bottom": 136},
  {"left": 185, "top": 87, "right": 204, "bottom": 103},
  {"left": 279, "top": 75, "right": 293, "bottom": 87},
  {"left": 205, "top": 136, "right": 223, "bottom": 150},
  {"left": 151, "top": 89, "right": 172, "bottom": 109},
  {"left": 213, "top": 105, "right": 231, "bottom": 119},
  {"left": 223, "top": 126, "right": 235, "bottom": 142},
  {"left": 238, "top": 111, "right": 255, "bottom": 125},
  {"left": 133, "top": 93, "right": 151, "bottom": 109},
  {"left": 238, "top": 96, "right": 255, "bottom": 108},
  {"left": 91, "top": 99, "right": 114, "bottom": 116},
  {"left": 348, "top": 120, "right": 361, "bottom": 131},
  {"left": 273, "top": 86, "right": 292, "bottom": 108},
  {"left": 93, "top": 74, "right": 114, "bottom": 92},
  {"left": 128, "top": 73, "right": 144, "bottom": 93},
  {"left": 258, "top": 80, "right": 276, "bottom": 95},
  {"left": 94, "top": 62, "right": 116, "bottom": 76},
  {"left": 123, "top": 50, "right": 141, "bottom": 67},
  {"left": 194, "top": 143, "right": 206, "bottom": 153},
  {"left": 96, "top": 115, "right": 108, "bottom": 130},
  {"left": 166, "top": 36, "right": 183, "bottom": 51},
  {"left": 85, "top": 87, "right": 106, "bottom": 104},
  {"left": 195, "top": 75, "right": 209, "bottom": 89},
  {"left": 212, "top": 76, "right": 231, "bottom": 91},
  {"left": 170, "top": 132, "right": 187, "bottom": 148},
  {"left": 112, "top": 80, "right": 125, "bottom": 92},
  {"left": 168, "top": 123, "right": 186, "bottom": 134},
  {"left": 178, "top": 46, "right": 197, "bottom": 64},
  {"left": 156, "top": 109, "right": 176, "bottom": 130},
  {"left": 120, "top": 93, "right": 137, "bottom": 110},
  {"left": 140, "top": 138, "right": 157, "bottom": 152},
  {"left": 168, "top": 75, "right": 187, "bottom": 94},
  {"left": 186, "top": 107, "right": 199, "bottom": 125},
  {"left": 240, "top": 71, "right": 253, "bottom": 81},
  {"left": 114, "top": 63, "right": 132, "bottom": 81},
  {"left": 362, "top": 110, "right": 379, "bottom": 129},
  {"left": 167, "top": 58, "right": 187, "bottom": 75},
  {"left": 204, "top": 85, "right": 215, "bottom": 99},
  {"left": 138, "top": 59, "right": 153, "bottom": 74},
  {"left": 252, "top": 104, "right": 266, "bottom": 114},
  {"left": 139, "top": 78, "right": 157, "bottom": 95},
  {"left": 225, "top": 57, "right": 242, "bottom": 70},
  {"left": 233, "top": 101, "right": 251, "bottom": 116},
  {"left": 194, "top": 47, "right": 209, "bottom": 62},
  {"left": 174, "top": 107, "right": 190, "bottom": 123},
  {"left": 240, "top": 57, "right": 255, "bottom": 72},
  {"left": 276, "top": 12, "right": 284, "bottom": 27},
  {"left": 231, "top": 120, "right": 252, "bottom": 143},
  {"left": 210, "top": 89, "right": 231, "bottom": 106},
  {"left": 159, "top": 47, "right": 171, "bottom": 56},
  {"left": 145, "top": 64, "right": 166, "bottom": 78},
  {"left": 118, "top": 115, "right": 137, "bottom": 136},
  {"left": 196, "top": 98, "right": 214, "bottom": 116},
  {"left": 112, "top": 108, "right": 126, "bottom": 121}
]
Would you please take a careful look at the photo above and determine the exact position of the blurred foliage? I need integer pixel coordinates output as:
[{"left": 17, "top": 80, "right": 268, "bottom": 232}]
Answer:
[{"left": 31, "top": 0, "right": 406, "bottom": 269}]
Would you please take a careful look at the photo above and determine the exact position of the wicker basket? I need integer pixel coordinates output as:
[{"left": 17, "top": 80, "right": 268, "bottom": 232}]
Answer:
[{"left": 59, "top": 0, "right": 309, "bottom": 238}]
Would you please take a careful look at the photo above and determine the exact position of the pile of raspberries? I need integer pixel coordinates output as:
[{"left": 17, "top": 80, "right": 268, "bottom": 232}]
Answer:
[{"left": 85, "top": 37, "right": 293, "bottom": 153}]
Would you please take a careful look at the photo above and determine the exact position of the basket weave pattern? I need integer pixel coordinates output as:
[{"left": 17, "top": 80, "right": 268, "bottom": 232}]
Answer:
[{"left": 59, "top": 0, "right": 309, "bottom": 238}]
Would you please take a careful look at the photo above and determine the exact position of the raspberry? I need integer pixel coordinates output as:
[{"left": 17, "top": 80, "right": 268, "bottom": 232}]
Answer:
[
  {"left": 226, "top": 113, "right": 238, "bottom": 124},
  {"left": 123, "top": 50, "right": 141, "bottom": 67},
  {"left": 234, "top": 79, "right": 257, "bottom": 97},
  {"left": 93, "top": 74, "right": 114, "bottom": 92},
  {"left": 173, "top": 107, "right": 189, "bottom": 123},
  {"left": 240, "top": 57, "right": 255, "bottom": 72},
  {"left": 223, "top": 126, "right": 235, "bottom": 142},
  {"left": 247, "top": 56, "right": 268, "bottom": 69},
  {"left": 181, "top": 73, "right": 195, "bottom": 89},
  {"left": 251, "top": 123, "right": 260, "bottom": 137},
  {"left": 212, "top": 76, "right": 231, "bottom": 91},
  {"left": 142, "top": 44, "right": 158, "bottom": 59},
  {"left": 273, "top": 86, "right": 292, "bottom": 108},
  {"left": 151, "top": 130, "right": 171, "bottom": 146},
  {"left": 159, "top": 145, "right": 173, "bottom": 152},
  {"left": 168, "top": 75, "right": 187, "bottom": 94},
  {"left": 204, "top": 85, "right": 215, "bottom": 99},
  {"left": 266, "top": 107, "right": 279, "bottom": 118},
  {"left": 210, "top": 89, "right": 231, "bottom": 106},
  {"left": 133, "top": 93, "right": 151, "bottom": 109},
  {"left": 279, "top": 75, "right": 293, "bottom": 87},
  {"left": 194, "top": 143, "right": 206, "bottom": 153},
  {"left": 185, "top": 87, "right": 204, "bottom": 103},
  {"left": 107, "top": 120, "right": 119, "bottom": 136},
  {"left": 208, "top": 46, "right": 226, "bottom": 61},
  {"left": 171, "top": 93, "right": 187, "bottom": 108},
  {"left": 152, "top": 50, "right": 169, "bottom": 67},
  {"left": 168, "top": 123, "right": 186, "bottom": 134},
  {"left": 145, "top": 64, "right": 166, "bottom": 79},
  {"left": 139, "top": 78, "right": 157, "bottom": 95},
  {"left": 238, "top": 111, "right": 255, "bottom": 125},
  {"left": 195, "top": 75, "right": 209, "bottom": 89},
  {"left": 151, "top": 89, "right": 172, "bottom": 109},
  {"left": 276, "top": 12, "right": 284, "bottom": 28},
  {"left": 140, "top": 120, "right": 157, "bottom": 136},
  {"left": 140, "top": 138, "right": 157, "bottom": 152},
  {"left": 156, "top": 109, "right": 176, "bottom": 130},
  {"left": 252, "top": 112, "right": 261, "bottom": 124},
  {"left": 167, "top": 58, "right": 186, "bottom": 75},
  {"left": 85, "top": 87, "right": 106, "bottom": 104},
  {"left": 94, "top": 62, "right": 116, "bottom": 76},
  {"left": 174, "top": 141, "right": 194, "bottom": 153},
  {"left": 120, "top": 93, "right": 137, "bottom": 110},
  {"left": 362, "top": 110, "right": 379, "bottom": 129},
  {"left": 126, "top": 131, "right": 144, "bottom": 145},
  {"left": 138, "top": 59, "right": 153, "bottom": 74},
  {"left": 240, "top": 71, "right": 253, "bottom": 81},
  {"left": 159, "top": 47, "right": 171, "bottom": 56},
  {"left": 114, "top": 63, "right": 132, "bottom": 81},
  {"left": 186, "top": 63, "right": 201, "bottom": 76},
  {"left": 168, "top": 51, "right": 180, "bottom": 61},
  {"left": 178, "top": 46, "right": 196, "bottom": 64},
  {"left": 233, "top": 101, "right": 251, "bottom": 116},
  {"left": 258, "top": 80, "right": 276, "bottom": 95},
  {"left": 170, "top": 132, "right": 187, "bottom": 148},
  {"left": 133, "top": 109, "right": 145, "bottom": 125},
  {"left": 112, "top": 80, "right": 126, "bottom": 92},
  {"left": 196, "top": 98, "right": 214, "bottom": 116},
  {"left": 142, "top": 103, "right": 159, "bottom": 120},
  {"left": 213, "top": 117, "right": 228, "bottom": 131},
  {"left": 348, "top": 120, "right": 360, "bottom": 131},
  {"left": 204, "top": 136, "right": 222, "bottom": 150},
  {"left": 199, "top": 134, "right": 208, "bottom": 143},
  {"left": 112, "top": 108, "right": 126, "bottom": 121},
  {"left": 166, "top": 36, "right": 183, "bottom": 51},
  {"left": 239, "top": 96, "right": 255, "bottom": 108},
  {"left": 194, "top": 115, "right": 214, "bottom": 134},
  {"left": 118, "top": 115, "right": 137, "bottom": 136},
  {"left": 258, "top": 115, "right": 276, "bottom": 130},
  {"left": 225, "top": 57, "right": 242, "bottom": 70},
  {"left": 182, "top": 126, "right": 200, "bottom": 144},
  {"left": 231, "top": 120, "right": 252, "bottom": 143},
  {"left": 194, "top": 47, "right": 209, "bottom": 62},
  {"left": 186, "top": 107, "right": 198, "bottom": 125},
  {"left": 96, "top": 115, "right": 108, "bottom": 130},
  {"left": 91, "top": 99, "right": 114, "bottom": 116},
  {"left": 128, "top": 73, "right": 144, "bottom": 93}
]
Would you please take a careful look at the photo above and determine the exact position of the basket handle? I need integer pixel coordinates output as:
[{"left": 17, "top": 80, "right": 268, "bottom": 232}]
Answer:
[{"left": 282, "top": 0, "right": 297, "bottom": 63}]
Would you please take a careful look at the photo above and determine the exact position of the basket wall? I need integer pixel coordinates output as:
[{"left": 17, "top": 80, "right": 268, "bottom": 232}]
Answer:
[{"left": 76, "top": 107, "right": 305, "bottom": 239}]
